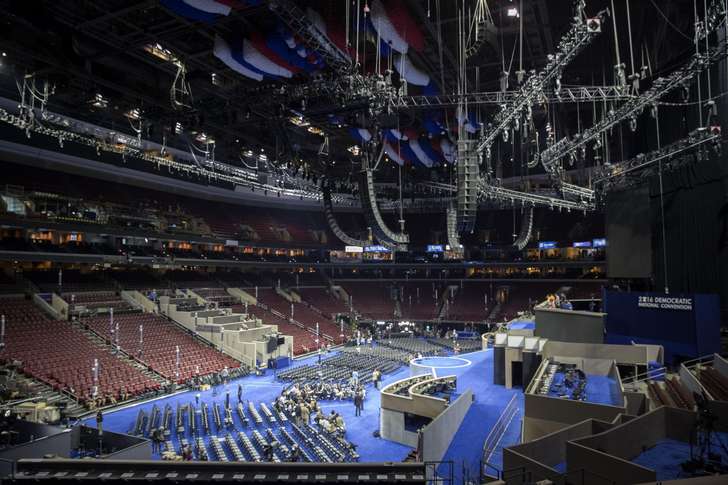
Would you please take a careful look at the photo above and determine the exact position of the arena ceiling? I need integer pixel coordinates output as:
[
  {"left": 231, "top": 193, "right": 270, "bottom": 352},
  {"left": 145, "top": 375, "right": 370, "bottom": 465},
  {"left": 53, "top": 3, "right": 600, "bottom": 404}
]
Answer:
[{"left": 0, "top": 0, "right": 703, "bottom": 186}]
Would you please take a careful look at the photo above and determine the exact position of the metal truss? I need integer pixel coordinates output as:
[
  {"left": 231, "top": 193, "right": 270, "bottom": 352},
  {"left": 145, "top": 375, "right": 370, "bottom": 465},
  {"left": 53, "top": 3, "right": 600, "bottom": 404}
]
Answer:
[
  {"left": 593, "top": 127, "right": 721, "bottom": 189},
  {"left": 479, "top": 181, "right": 596, "bottom": 212},
  {"left": 476, "top": 5, "right": 608, "bottom": 154},
  {"left": 394, "top": 86, "right": 631, "bottom": 109},
  {"left": 267, "top": 0, "right": 352, "bottom": 74},
  {"left": 559, "top": 181, "right": 595, "bottom": 201},
  {"left": 540, "top": 0, "right": 727, "bottom": 172},
  {"left": 415, "top": 180, "right": 596, "bottom": 211}
]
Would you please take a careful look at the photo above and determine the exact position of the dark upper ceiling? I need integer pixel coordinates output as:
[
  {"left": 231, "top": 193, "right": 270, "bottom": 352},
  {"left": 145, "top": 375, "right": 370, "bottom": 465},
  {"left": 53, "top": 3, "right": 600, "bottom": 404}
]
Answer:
[{"left": 0, "top": 0, "right": 702, "bottom": 186}]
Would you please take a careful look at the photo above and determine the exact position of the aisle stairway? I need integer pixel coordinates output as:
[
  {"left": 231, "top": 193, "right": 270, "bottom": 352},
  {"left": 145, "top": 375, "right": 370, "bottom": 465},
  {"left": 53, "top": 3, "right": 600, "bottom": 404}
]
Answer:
[
  {"left": 71, "top": 319, "right": 170, "bottom": 387},
  {"left": 3, "top": 368, "right": 86, "bottom": 417}
]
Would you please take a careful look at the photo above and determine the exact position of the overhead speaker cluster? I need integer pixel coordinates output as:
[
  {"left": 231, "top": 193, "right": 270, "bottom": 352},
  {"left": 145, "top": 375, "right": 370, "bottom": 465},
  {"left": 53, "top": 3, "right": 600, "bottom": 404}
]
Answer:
[
  {"left": 513, "top": 206, "right": 534, "bottom": 251},
  {"left": 359, "top": 169, "right": 409, "bottom": 247},
  {"left": 456, "top": 140, "right": 479, "bottom": 234},
  {"left": 321, "top": 181, "right": 369, "bottom": 247},
  {"left": 446, "top": 203, "right": 462, "bottom": 250}
]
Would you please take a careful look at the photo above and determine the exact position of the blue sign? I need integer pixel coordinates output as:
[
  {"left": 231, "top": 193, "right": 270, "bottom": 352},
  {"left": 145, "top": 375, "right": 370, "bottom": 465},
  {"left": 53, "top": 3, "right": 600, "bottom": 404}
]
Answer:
[
  {"left": 538, "top": 241, "right": 557, "bottom": 249},
  {"left": 604, "top": 290, "right": 720, "bottom": 363},
  {"left": 573, "top": 241, "right": 592, "bottom": 248},
  {"left": 364, "top": 245, "right": 391, "bottom": 253},
  {"left": 427, "top": 244, "right": 444, "bottom": 253},
  {"left": 593, "top": 238, "right": 607, "bottom": 247}
]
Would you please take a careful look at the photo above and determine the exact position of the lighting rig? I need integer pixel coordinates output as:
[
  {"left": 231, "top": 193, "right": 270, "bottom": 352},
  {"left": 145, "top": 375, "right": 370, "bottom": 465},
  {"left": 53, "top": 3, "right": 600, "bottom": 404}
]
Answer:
[
  {"left": 394, "top": 85, "right": 632, "bottom": 110},
  {"left": 539, "top": 0, "right": 728, "bottom": 174},
  {"left": 417, "top": 180, "right": 595, "bottom": 212},
  {"left": 593, "top": 126, "right": 722, "bottom": 191},
  {"left": 475, "top": 2, "right": 608, "bottom": 159},
  {"left": 0, "top": 105, "right": 359, "bottom": 205},
  {"left": 479, "top": 181, "right": 595, "bottom": 213}
]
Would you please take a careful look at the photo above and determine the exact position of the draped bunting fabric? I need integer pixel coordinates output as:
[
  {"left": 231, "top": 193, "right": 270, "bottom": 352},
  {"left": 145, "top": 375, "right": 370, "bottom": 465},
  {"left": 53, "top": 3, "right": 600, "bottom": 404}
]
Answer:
[
  {"left": 420, "top": 137, "right": 445, "bottom": 166},
  {"left": 161, "top": 0, "right": 220, "bottom": 23},
  {"left": 370, "top": 0, "right": 410, "bottom": 54},
  {"left": 241, "top": 39, "right": 293, "bottom": 78},
  {"left": 213, "top": 36, "right": 263, "bottom": 81},
  {"left": 408, "top": 138, "right": 435, "bottom": 167},
  {"left": 250, "top": 32, "right": 303, "bottom": 74},
  {"left": 403, "top": 129, "right": 434, "bottom": 167},
  {"left": 424, "top": 115, "right": 447, "bottom": 136},
  {"left": 394, "top": 53, "right": 430, "bottom": 87},
  {"left": 349, "top": 128, "right": 372, "bottom": 143},
  {"left": 381, "top": 1, "right": 425, "bottom": 52},
  {"left": 184, "top": 0, "right": 232, "bottom": 15},
  {"left": 383, "top": 140, "right": 405, "bottom": 165},
  {"left": 161, "top": 0, "right": 259, "bottom": 22}
]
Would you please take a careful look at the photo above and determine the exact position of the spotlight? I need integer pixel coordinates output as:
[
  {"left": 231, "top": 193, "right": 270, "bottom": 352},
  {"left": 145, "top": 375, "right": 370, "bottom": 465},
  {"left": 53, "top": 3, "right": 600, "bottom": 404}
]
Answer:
[{"left": 586, "top": 18, "right": 601, "bottom": 33}]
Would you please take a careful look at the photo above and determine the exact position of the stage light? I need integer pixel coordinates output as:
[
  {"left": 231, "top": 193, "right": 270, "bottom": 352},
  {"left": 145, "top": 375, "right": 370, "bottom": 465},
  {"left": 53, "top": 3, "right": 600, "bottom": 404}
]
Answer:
[
  {"left": 89, "top": 93, "right": 108, "bottom": 109},
  {"left": 507, "top": 7, "right": 519, "bottom": 17}
]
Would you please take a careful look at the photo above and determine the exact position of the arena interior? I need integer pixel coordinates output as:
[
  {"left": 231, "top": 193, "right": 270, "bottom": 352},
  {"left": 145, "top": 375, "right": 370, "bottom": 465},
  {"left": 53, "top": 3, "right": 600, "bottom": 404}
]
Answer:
[{"left": 0, "top": 1, "right": 727, "bottom": 484}]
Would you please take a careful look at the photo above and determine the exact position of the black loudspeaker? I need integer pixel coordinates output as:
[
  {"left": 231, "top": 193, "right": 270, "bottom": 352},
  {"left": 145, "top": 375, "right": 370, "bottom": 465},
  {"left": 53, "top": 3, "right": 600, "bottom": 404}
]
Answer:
[
  {"left": 277, "top": 336, "right": 285, "bottom": 345},
  {"left": 266, "top": 336, "right": 277, "bottom": 353}
]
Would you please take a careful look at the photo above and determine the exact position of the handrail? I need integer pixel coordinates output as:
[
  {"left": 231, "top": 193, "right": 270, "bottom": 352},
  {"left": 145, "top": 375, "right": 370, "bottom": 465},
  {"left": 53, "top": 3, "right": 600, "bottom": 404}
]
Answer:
[
  {"left": 621, "top": 366, "right": 667, "bottom": 387},
  {"left": 681, "top": 354, "right": 716, "bottom": 369},
  {"left": 482, "top": 393, "right": 519, "bottom": 464}
]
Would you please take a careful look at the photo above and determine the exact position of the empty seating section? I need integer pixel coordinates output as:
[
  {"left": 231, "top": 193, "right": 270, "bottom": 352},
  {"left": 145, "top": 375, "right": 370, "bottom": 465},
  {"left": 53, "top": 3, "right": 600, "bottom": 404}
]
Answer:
[
  {"left": 0, "top": 272, "right": 23, "bottom": 295},
  {"left": 0, "top": 298, "right": 158, "bottom": 401},
  {"left": 296, "top": 288, "right": 349, "bottom": 317},
  {"left": 399, "top": 283, "right": 441, "bottom": 320},
  {"left": 193, "top": 287, "right": 236, "bottom": 306},
  {"left": 447, "top": 284, "right": 489, "bottom": 321},
  {"left": 257, "top": 289, "right": 344, "bottom": 349},
  {"left": 64, "top": 291, "right": 135, "bottom": 313},
  {"left": 696, "top": 366, "right": 728, "bottom": 401},
  {"left": 647, "top": 376, "right": 696, "bottom": 410},
  {"left": 83, "top": 313, "right": 240, "bottom": 382},
  {"left": 496, "top": 283, "right": 558, "bottom": 321},
  {"left": 341, "top": 283, "right": 395, "bottom": 320}
]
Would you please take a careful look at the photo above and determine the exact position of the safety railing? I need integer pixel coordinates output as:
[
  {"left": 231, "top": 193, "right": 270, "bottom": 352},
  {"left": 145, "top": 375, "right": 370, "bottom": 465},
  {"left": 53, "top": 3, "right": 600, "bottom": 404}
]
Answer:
[{"left": 482, "top": 393, "right": 519, "bottom": 464}]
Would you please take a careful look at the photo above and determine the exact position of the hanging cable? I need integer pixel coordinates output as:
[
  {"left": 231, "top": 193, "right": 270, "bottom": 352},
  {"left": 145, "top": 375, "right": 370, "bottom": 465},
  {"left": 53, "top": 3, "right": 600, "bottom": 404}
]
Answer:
[
  {"left": 695, "top": 0, "right": 704, "bottom": 125},
  {"left": 610, "top": 0, "right": 626, "bottom": 88},
  {"left": 649, "top": 0, "right": 693, "bottom": 41},
  {"left": 355, "top": 0, "right": 361, "bottom": 67},
  {"left": 704, "top": 0, "right": 713, "bottom": 100},
  {"left": 655, "top": 106, "right": 669, "bottom": 294}
]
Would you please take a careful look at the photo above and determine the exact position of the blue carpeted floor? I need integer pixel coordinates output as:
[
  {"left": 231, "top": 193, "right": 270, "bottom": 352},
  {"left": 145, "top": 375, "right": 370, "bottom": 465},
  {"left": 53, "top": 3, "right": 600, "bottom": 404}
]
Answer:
[
  {"left": 84, "top": 350, "right": 413, "bottom": 462},
  {"left": 631, "top": 435, "right": 728, "bottom": 480},
  {"left": 546, "top": 372, "right": 621, "bottom": 406},
  {"left": 433, "top": 350, "right": 524, "bottom": 484},
  {"left": 87, "top": 347, "right": 525, "bottom": 482}
]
